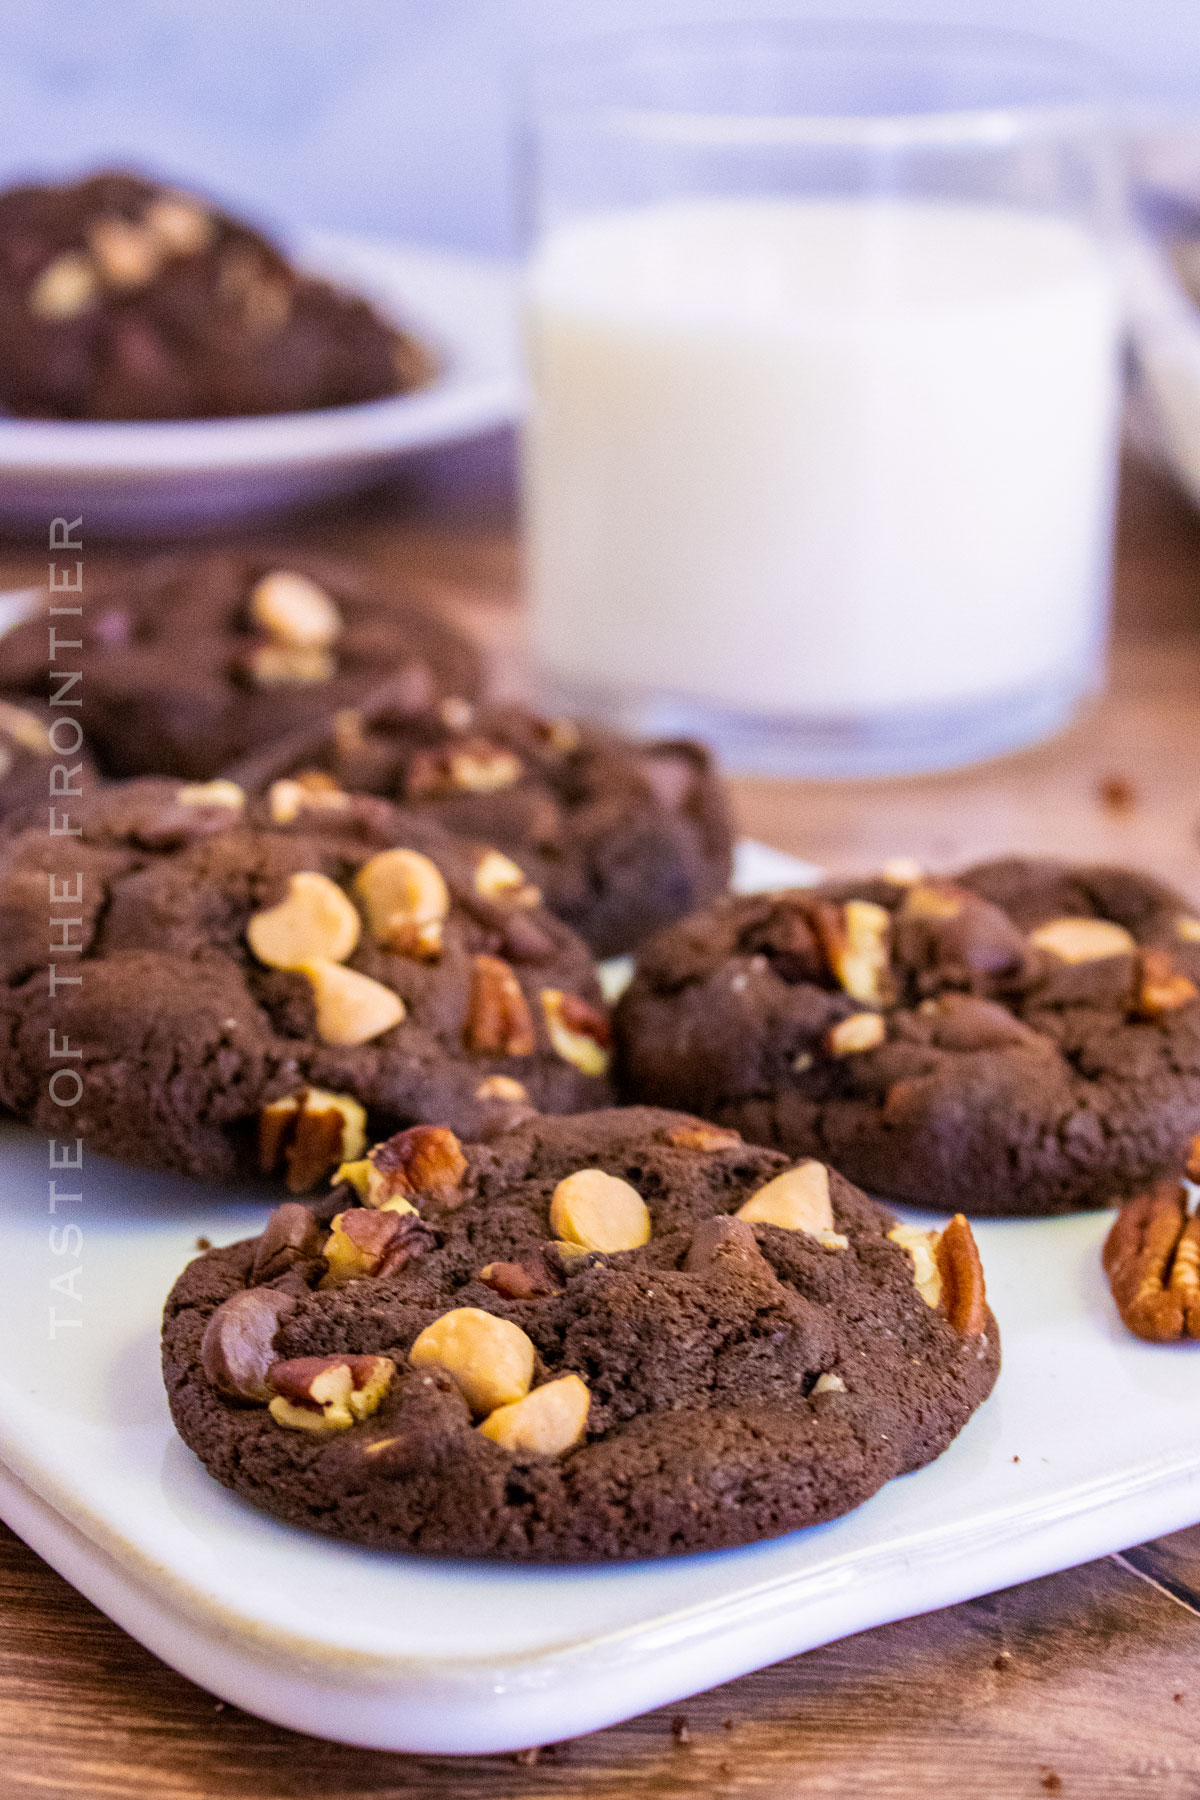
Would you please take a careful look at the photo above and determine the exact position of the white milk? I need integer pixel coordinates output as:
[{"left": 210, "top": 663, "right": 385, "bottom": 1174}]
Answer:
[{"left": 524, "top": 198, "right": 1120, "bottom": 721}]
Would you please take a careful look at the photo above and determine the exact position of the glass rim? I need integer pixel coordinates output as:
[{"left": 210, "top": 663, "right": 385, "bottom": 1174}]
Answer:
[{"left": 530, "top": 18, "right": 1116, "bottom": 146}]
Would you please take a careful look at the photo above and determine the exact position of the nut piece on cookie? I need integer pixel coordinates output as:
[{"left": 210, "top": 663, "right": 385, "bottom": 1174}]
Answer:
[
  {"left": 259, "top": 1087, "right": 367, "bottom": 1193},
  {"left": 176, "top": 779, "right": 245, "bottom": 812},
  {"left": 322, "top": 1208, "right": 410, "bottom": 1285},
  {"left": 540, "top": 989, "right": 610, "bottom": 1076},
  {"left": 244, "top": 644, "right": 337, "bottom": 686},
  {"left": 1136, "top": 949, "right": 1199, "bottom": 1019},
  {"left": 684, "top": 1214, "right": 771, "bottom": 1275},
  {"left": 300, "top": 959, "right": 405, "bottom": 1046},
  {"left": 889, "top": 1215, "right": 988, "bottom": 1334},
  {"left": 666, "top": 1121, "right": 743, "bottom": 1152},
  {"left": 88, "top": 216, "right": 163, "bottom": 289},
  {"left": 201, "top": 1288, "right": 297, "bottom": 1402},
  {"left": 349, "top": 1124, "right": 469, "bottom": 1212},
  {"left": 249, "top": 570, "right": 342, "bottom": 650},
  {"left": 825, "top": 1012, "right": 887, "bottom": 1057},
  {"left": 1178, "top": 917, "right": 1200, "bottom": 945},
  {"left": 466, "top": 955, "right": 536, "bottom": 1056},
  {"left": 550, "top": 1168, "right": 651, "bottom": 1253},
  {"left": 268, "top": 771, "right": 350, "bottom": 825},
  {"left": 267, "top": 1354, "right": 395, "bottom": 1433},
  {"left": 409, "top": 1308, "right": 536, "bottom": 1415},
  {"left": 478, "top": 1250, "right": 561, "bottom": 1299},
  {"left": 0, "top": 699, "right": 53, "bottom": 753},
  {"left": 474, "top": 850, "right": 541, "bottom": 908},
  {"left": 475, "top": 1075, "right": 530, "bottom": 1104},
  {"left": 477, "top": 1373, "right": 590, "bottom": 1456},
  {"left": 144, "top": 193, "right": 215, "bottom": 255},
  {"left": 407, "top": 738, "right": 523, "bottom": 797},
  {"left": 814, "top": 899, "right": 894, "bottom": 1007},
  {"left": 353, "top": 848, "right": 449, "bottom": 960},
  {"left": 1103, "top": 1181, "right": 1200, "bottom": 1342},
  {"left": 247, "top": 870, "right": 360, "bottom": 971},
  {"left": 812, "top": 1372, "right": 846, "bottom": 1395},
  {"left": 1029, "top": 916, "right": 1136, "bottom": 963},
  {"left": 736, "top": 1162, "right": 846, "bottom": 1245}
]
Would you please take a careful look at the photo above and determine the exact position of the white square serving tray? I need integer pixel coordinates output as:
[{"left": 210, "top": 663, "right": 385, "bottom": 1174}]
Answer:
[{"left": 1, "top": 842, "right": 1197, "bottom": 1755}]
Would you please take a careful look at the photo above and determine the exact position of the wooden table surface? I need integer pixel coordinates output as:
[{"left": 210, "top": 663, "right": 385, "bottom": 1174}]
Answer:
[{"left": 1, "top": 442, "right": 1199, "bottom": 1799}]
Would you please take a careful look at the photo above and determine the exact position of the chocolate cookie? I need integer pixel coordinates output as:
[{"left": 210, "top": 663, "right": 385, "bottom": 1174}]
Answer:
[
  {"left": 0, "top": 169, "right": 430, "bottom": 419},
  {"left": 614, "top": 858, "right": 1200, "bottom": 1218},
  {"left": 0, "top": 778, "right": 610, "bottom": 1185},
  {"left": 0, "top": 550, "right": 483, "bottom": 780},
  {"left": 161, "top": 1106, "right": 999, "bottom": 1560},
  {"left": 0, "top": 697, "right": 94, "bottom": 822},
  {"left": 236, "top": 697, "right": 733, "bottom": 958}
]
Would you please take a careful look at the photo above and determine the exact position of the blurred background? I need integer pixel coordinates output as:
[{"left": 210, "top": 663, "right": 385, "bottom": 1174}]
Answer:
[{"left": 0, "top": 0, "right": 1195, "bottom": 256}]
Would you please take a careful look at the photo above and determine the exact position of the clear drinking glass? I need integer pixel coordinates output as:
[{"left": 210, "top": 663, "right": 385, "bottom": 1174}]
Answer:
[{"left": 521, "top": 23, "right": 1124, "bottom": 776}]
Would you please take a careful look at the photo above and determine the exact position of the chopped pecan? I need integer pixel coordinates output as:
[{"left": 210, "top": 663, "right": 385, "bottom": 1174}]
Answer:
[
  {"left": 540, "top": 989, "right": 610, "bottom": 1075},
  {"left": 406, "top": 738, "right": 523, "bottom": 798},
  {"left": 322, "top": 1206, "right": 436, "bottom": 1285},
  {"left": 934, "top": 1214, "right": 989, "bottom": 1336},
  {"left": 365, "top": 1124, "right": 469, "bottom": 1211},
  {"left": 1136, "top": 949, "right": 1199, "bottom": 1019},
  {"left": 1103, "top": 1182, "right": 1200, "bottom": 1342},
  {"left": 466, "top": 955, "right": 536, "bottom": 1056},
  {"left": 477, "top": 1249, "right": 561, "bottom": 1299},
  {"left": 258, "top": 1088, "right": 367, "bottom": 1193},
  {"left": 813, "top": 899, "right": 894, "bottom": 1007},
  {"left": 267, "top": 1354, "right": 395, "bottom": 1432}
]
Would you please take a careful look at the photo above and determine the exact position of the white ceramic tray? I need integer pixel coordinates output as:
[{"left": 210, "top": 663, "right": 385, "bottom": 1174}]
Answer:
[
  {"left": 2, "top": 840, "right": 1198, "bottom": 1755},
  {"left": 0, "top": 232, "right": 523, "bottom": 534}
]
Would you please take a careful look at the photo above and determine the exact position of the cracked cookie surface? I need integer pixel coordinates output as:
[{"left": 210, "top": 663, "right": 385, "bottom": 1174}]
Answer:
[
  {"left": 0, "top": 779, "right": 608, "bottom": 1184},
  {"left": 614, "top": 859, "right": 1200, "bottom": 1217},
  {"left": 162, "top": 1107, "right": 999, "bottom": 1560}
]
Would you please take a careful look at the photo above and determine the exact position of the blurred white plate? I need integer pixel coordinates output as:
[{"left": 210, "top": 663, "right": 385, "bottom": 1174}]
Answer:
[
  {"left": 1, "top": 841, "right": 1199, "bottom": 1755},
  {"left": 0, "top": 232, "right": 523, "bottom": 535}
]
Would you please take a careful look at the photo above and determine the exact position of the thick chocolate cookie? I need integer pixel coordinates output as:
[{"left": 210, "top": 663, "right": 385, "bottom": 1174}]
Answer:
[
  {"left": 0, "top": 550, "right": 482, "bottom": 780},
  {"left": 236, "top": 697, "right": 733, "bottom": 958},
  {"left": 0, "top": 169, "right": 430, "bottom": 419},
  {"left": 161, "top": 1107, "right": 998, "bottom": 1560},
  {"left": 0, "top": 778, "right": 610, "bottom": 1184},
  {"left": 0, "top": 697, "right": 94, "bottom": 822},
  {"left": 614, "top": 859, "right": 1200, "bottom": 1217}
]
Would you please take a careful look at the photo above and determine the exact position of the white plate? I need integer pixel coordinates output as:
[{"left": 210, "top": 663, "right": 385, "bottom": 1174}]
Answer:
[
  {"left": 0, "top": 232, "right": 523, "bottom": 535},
  {"left": 2, "top": 841, "right": 1199, "bottom": 1755}
]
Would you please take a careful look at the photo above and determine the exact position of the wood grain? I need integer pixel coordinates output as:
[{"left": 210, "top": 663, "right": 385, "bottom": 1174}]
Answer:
[{"left": 1, "top": 442, "right": 1198, "bottom": 1795}]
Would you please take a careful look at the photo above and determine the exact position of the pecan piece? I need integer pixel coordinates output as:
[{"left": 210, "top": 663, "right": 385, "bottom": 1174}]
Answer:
[
  {"left": 466, "top": 955, "right": 536, "bottom": 1056},
  {"left": 813, "top": 899, "right": 894, "bottom": 1007},
  {"left": 1103, "top": 1182, "right": 1200, "bottom": 1342},
  {"left": 321, "top": 1206, "right": 436, "bottom": 1285},
  {"left": 258, "top": 1088, "right": 367, "bottom": 1194},
  {"left": 348, "top": 1123, "right": 469, "bottom": 1212},
  {"left": 268, "top": 1354, "right": 395, "bottom": 1432},
  {"left": 477, "top": 1249, "right": 561, "bottom": 1299},
  {"left": 1136, "top": 949, "right": 1199, "bottom": 1019},
  {"left": 934, "top": 1214, "right": 989, "bottom": 1336},
  {"left": 540, "top": 988, "right": 610, "bottom": 1075}
]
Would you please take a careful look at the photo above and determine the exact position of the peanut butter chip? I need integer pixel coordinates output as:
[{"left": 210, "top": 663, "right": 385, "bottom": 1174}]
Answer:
[
  {"left": 549, "top": 1168, "right": 651, "bottom": 1253},
  {"left": 1029, "top": 916, "right": 1136, "bottom": 963},
  {"left": 474, "top": 850, "right": 541, "bottom": 906},
  {"left": 247, "top": 871, "right": 360, "bottom": 970},
  {"left": 478, "top": 1374, "right": 590, "bottom": 1456},
  {"left": 409, "top": 1308, "right": 535, "bottom": 1416},
  {"left": 826, "top": 1011, "right": 887, "bottom": 1057},
  {"left": 300, "top": 960, "right": 405, "bottom": 1046},
  {"left": 249, "top": 570, "right": 342, "bottom": 650},
  {"left": 737, "top": 1162, "right": 837, "bottom": 1236}
]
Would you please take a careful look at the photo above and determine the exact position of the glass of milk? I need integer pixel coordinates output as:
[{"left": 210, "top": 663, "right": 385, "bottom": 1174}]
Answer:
[{"left": 522, "top": 23, "right": 1124, "bottom": 776}]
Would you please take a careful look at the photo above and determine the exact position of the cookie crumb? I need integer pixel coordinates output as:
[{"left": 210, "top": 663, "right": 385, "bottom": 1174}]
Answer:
[
  {"left": 513, "top": 1746, "right": 541, "bottom": 1766},
  {"left": 723, "top": 1717, "right": 735, "bottom": 1731},
  {"left": 670, "top": 1715, "right": 691, "bottom": 1746},
  {"left": 1097, "top": 774, "right": 1136, "bottom": 814},
  {"left": 1040, "top": 1771, "right": 1063, "bottom": 1793},
  {"left": 1012, "top": 1454, "right": 1020, "bottom": 1462},
  {"left": 1175, "top": 1692, "right": 1185, "bottom": 1703},
  {"left": 195, "top": 1236, "right": 212, "bottom": 1251},
  {"left": 993, "top": 1651, "right": 1012, "bottom": 1672}
]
